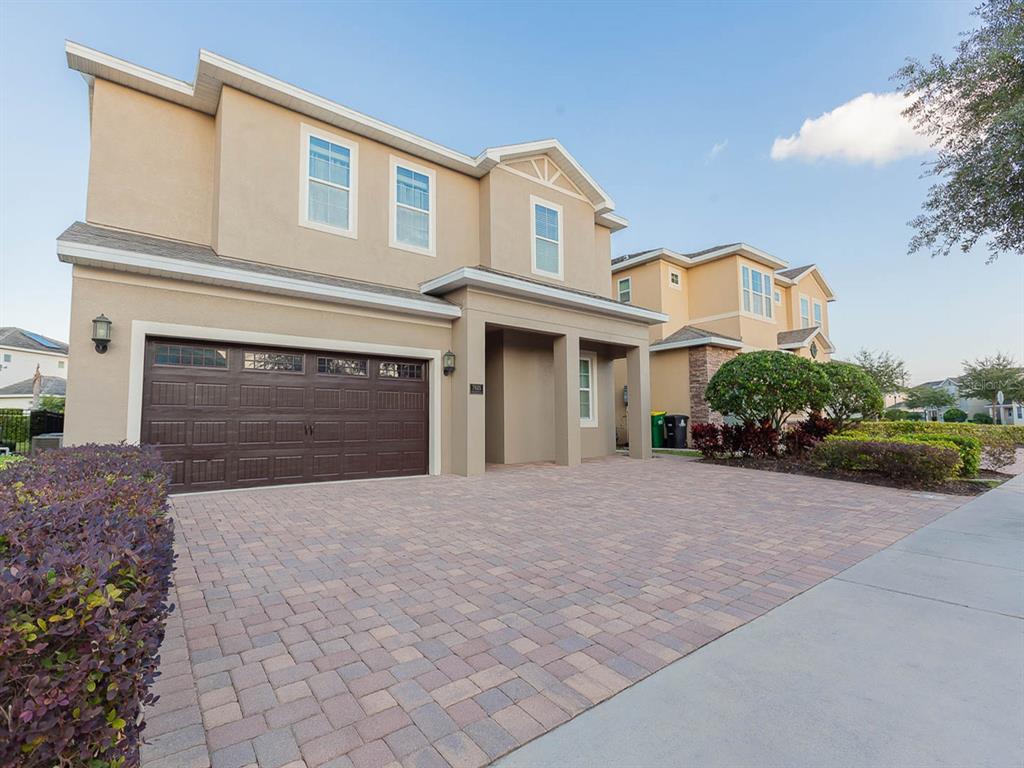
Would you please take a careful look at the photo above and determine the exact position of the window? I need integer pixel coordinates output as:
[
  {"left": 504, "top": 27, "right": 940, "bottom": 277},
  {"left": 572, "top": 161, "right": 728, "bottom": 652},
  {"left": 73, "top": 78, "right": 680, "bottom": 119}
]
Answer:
[
  {"left": 774, "top": 290, "right": 781, "bottom": 304},
  {"left": 2, "top": 353, "right": 10, "bottom": 363},
  {"left": 243, "top": 351, "right": 304, "bottom": 372},
  {"left": 531, "top": 196, "right": 563, "bottom": 278},
  {"left": 318, "top": 356, "right": 367, "bottom": 376},
  {"left": 741, "top": 265, "right": 773, "bottom": 319},
  {"left": 813, "top": 300, "right": 823, "bottom": 327},
  {"left": 579, "top": 353, "right": 597, "bottom": 426},
  {"left": 300, "top": 125, "right": 357, "bottom": 237},
  {"left": 618, "top": 277, "right": 632, "bottom": 303},
  {"left": 155, "top": 344, "right": 228, "bottom": 368},
  {"left": 669, "top": 270, "right": 681, "bottom": 289},
  {"left": 379, "top": 361, "right": 423, "bottom": 379},
  {"left": 58, "top": 360, "right": 65, "bottom": 369},
  {"left": 800, "top": 296, "right": 811, "bottom": 328},
  {"left": 390, "top": 157, "right": 435, "bottom": 256}
]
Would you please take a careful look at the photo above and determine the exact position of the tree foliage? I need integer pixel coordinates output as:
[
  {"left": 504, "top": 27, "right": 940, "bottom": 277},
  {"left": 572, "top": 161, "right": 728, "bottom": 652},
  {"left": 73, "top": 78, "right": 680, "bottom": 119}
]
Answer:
[
  {"left": 903, "top": 385, "right": 958, "bottom": 410},
  {"left": 705, "top": 351, "right": 830, "bottom": 431},
  {"left": 943, "top": 407, "right": 969, "bottom": 422},
  {"left": 853, "top": 348, "right": 910, "bottom": 396},
  {"left": 958, "top": 353, "right": 1024, "bottom": 417},
  {"left": 894, "top": 0, "right": 1024, "bottom": 262},
  {"left": 820, "top": 361, "right": 885, "bottom": 427}
]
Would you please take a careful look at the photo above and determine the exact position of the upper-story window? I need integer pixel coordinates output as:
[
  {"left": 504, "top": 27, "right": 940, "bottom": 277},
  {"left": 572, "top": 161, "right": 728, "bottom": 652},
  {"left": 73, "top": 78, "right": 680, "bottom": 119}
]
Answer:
[
  {"left": 669, "top": 270, "right": 681, "bottom": 289},
  {"left": 774, "top": 290, "right": 781, "bottom": 304},
  {"left": 800, "top": 296, "right": 811, "bottom": 328},
  {"left": 617, "top": 277, "right": 632, "bottom": 303},
  {"left": 390, "top": 157, "right": 435, "bottom": 256},
  {"left": 2, "top": 353, "right": 10, "bottom": 363},
  {"left": 58, "top": 360, "right": 65, "bottom": 369},
  {"left": 741, "top": 265, "right": 773, "bottom": 320},
  {"left": 300, "top": 125, "right": 358, "bottom": 238},
  {"left": 531, "top": 196, "right": 563, "bottom": 279},
  {"left": 813, "top": 300, "right": 823, "bottom": 327}
]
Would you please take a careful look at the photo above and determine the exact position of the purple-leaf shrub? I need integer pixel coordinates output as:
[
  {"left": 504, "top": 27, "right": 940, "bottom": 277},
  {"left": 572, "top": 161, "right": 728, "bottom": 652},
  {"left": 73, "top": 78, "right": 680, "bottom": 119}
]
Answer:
[{"left": 0, "top": 445, "right": 174, "bottom": 768}]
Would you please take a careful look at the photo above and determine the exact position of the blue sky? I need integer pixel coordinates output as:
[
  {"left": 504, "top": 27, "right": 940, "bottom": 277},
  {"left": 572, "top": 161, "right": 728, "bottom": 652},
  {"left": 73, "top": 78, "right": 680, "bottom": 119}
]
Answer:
[{"left": 1, "top": 1, "right": 1020, "bottom": 382}]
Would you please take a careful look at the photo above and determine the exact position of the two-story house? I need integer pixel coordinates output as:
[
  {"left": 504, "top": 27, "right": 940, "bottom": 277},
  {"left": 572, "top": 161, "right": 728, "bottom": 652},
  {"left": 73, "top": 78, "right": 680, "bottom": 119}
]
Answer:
[
  {"left": 0, "top": 327, "right": 69, "bottom": 409},
  {"left": 609, "top": 246, "right": 835, "bottom": 442},
  {"left": 58, "top": 43, "right": 666, "bottom": 491}
]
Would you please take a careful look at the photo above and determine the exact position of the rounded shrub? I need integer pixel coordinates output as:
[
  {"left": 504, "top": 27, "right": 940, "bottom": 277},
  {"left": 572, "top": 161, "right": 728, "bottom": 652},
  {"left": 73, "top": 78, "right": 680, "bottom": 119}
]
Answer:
[
  {"left": 942, "top": 407, "right": 968, "bottom": 422},
  {"left": 820, "top": 361, "right": 884, "bottom": 428},
  {"left": 972, "top": 412, "right": 994, "bottom": 424}
]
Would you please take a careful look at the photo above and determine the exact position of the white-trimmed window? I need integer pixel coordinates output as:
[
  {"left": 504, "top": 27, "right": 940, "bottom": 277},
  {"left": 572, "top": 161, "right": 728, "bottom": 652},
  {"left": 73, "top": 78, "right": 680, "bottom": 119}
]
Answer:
[
  {"left": 617, "top": 276, "right": 632, "bottom": 303},
  {"left": 774, "top": 290, "right": 781, "bottom": 304},
  {"left": 669, "top": 269, "right": 681, "bottom": 289},
  {"left": 800, "top": 296, "right": 811, "bottom": 328},
  {"left": 531, "top": 196, "right": 563, "bottom": 279},
  {"left": 813, "top": 299, "right": 823, "bottom": 327},
  {"left": 579, "top": 352, "right": 598, "bottom": 427},
  {"left": 390, "top": 156, "right": 435, "bottom": 256},
  {"left": 741, "top": 265, "right": 773, "bottom": 319},
  {"left": 300, "top": 125, "right": 358, "bottom": 238},
  {"left": 58, "top": 360, "right": 65, "bottom": 369}
]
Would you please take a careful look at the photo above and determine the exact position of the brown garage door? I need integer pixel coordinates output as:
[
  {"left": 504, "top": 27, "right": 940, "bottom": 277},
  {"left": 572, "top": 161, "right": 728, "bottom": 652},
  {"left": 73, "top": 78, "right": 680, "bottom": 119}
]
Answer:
[{"left": 142, "top": 338, "right": 429, "bottom": 491}]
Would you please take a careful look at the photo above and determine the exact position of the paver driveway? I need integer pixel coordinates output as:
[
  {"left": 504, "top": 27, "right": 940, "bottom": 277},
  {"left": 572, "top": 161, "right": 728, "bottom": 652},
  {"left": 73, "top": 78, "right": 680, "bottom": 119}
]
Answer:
[{"left": 142, "top": 456, "right": 964, "bottom": 768}]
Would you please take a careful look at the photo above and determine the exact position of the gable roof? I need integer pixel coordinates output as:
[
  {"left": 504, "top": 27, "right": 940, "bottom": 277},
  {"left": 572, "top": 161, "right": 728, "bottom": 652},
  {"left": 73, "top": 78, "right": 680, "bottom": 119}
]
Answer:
[
  {"left": 777, "top": 325, "right": 835, "bottom": 353},
  {"left": 57, "top": 221, "right": 462, "bottom": 320},
  {"left": 650, "top": 325, "right": 745, "bottom": 352},
  {"left": 65, "top": 42, "right": 626, "bottom": 232},
  {"left": 773, "top": 263, "right": 835, "bottom": 300},
  {"left": 0, "top": 375, "right": 67, "bottom": 396},
  {"left": 0, "top": 327, "right": 69, "bottom": 354},
  {"left": 611, "top": 244, "right": 785, "bottom": 274}
]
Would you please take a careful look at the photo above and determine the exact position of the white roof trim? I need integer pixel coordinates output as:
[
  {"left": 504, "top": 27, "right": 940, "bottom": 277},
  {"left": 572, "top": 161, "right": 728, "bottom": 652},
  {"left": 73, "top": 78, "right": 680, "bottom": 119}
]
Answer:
[
  {"left": 56, "top": 239, "right": 462, "bottom": 320},
  {"left": 420, "top": 267, "right": 668, "bottom": 325},
  {"left": 650, "top": 335, "right": 744, "bottom": 352},
  {"left": 65, "top": 42, "right": 624, "bottom": 231},
  {"left": 611, "top": 243, "right": 788, "bottom": 274},
  {"left": 774, "top": 264, "right": 836, "bottom": 300},
  {"left": 778, "top": 326, "right": 835, "bottom": 353}
]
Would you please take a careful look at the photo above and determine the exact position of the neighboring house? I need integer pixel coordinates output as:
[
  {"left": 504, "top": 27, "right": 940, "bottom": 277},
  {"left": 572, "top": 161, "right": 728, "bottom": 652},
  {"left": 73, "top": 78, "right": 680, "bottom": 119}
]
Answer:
[
  {"left": 0, "top": 327, "right": 69, "bottom": 388},
  {"left": 901, "top": 377, "right": 1022, "bottom": 424},
  {"left": 609, "top": 247, "right": 835, "bottom": 441},
  {"left": 58, "top": 43, "right": 667, "bottom": 491},
  {"left": 0, "top": 375, "right": 67, "bottom": 411}
]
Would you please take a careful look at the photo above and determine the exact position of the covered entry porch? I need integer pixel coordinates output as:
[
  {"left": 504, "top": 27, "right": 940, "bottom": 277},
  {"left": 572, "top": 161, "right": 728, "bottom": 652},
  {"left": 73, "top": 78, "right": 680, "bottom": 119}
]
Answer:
[{"left": 422, "top": 267, "right": 665, "bottom": 476}]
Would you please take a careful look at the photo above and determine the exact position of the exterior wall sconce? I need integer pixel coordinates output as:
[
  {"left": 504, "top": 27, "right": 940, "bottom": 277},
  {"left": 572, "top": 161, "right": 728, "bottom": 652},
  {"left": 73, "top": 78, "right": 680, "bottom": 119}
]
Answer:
[
  {"left": 443, "top": 350, "right": 456, "bottom": 376},
  {"left": 91, "top": 314, "right": 112, "bottom": 354}
]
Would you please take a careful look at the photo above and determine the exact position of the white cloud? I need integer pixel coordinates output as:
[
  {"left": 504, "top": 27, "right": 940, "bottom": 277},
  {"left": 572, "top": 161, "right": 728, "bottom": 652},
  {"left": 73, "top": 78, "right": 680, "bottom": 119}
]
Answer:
[
  {"left": 706, "top": 139, "right": 728, "bottom": 164},
  {"left": 771, "top": 92, "right": 931, "bottom": 165}
]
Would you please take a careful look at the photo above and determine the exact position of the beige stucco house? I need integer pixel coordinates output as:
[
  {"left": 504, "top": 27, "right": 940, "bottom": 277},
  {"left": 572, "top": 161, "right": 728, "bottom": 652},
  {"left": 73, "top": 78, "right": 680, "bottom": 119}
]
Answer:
[
  {"left": 609, "top": 246, "right": 835, "bottom": 443},
  {"left": 58, "top": 43, "right": 665, "bottom": 491}
]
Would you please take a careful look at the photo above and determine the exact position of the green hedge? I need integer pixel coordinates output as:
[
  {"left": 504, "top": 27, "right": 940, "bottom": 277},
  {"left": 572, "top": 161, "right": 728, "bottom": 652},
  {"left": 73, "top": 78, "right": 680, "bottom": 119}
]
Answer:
[
  {"left": 844, "top": 430, "right": 980, "bottom": 477},
  {"left": 811, "top": 436, "right": 962, "bottom": 485},
  {"left": 853, "top": 421, "right": 1021, "bottom": 469}
]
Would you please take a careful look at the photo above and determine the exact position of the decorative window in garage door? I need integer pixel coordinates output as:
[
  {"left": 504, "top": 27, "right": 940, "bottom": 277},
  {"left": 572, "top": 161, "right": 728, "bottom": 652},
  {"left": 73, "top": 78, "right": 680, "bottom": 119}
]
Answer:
[
  {"left": 155, "top": 343, "right": 228, "bottom": 368},
  {"left": 243, "top": 351, "right": 304, "bottom": 372},
  {"left": 318, "top": 356, "right": 368, "bottom": 376},
  {"left": 378, "top": 362, "right": 423, "bottom": 379}
]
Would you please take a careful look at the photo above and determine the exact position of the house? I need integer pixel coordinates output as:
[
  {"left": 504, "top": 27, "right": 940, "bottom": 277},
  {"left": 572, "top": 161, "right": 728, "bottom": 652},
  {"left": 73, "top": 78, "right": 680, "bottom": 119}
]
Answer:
[
  {"left": 609, "top": 247, "right": 835, "bottom": 441},
  {"left": 904, "top": 377, "right": 1022, "bottom": 424},
  {"left": 0, "top": 327, "right": 69, "bottom": 389},
  {"left": 0, "top": 375, "right": 67, "bottom": 412},
  {"left": 58, "top": 43, "right": 667, "bottom": 491}
]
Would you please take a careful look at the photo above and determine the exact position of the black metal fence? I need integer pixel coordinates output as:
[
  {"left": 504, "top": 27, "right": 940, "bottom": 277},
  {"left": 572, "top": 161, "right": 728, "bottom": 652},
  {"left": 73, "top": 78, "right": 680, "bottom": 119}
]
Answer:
[{"left": 0, "top": 409, "right": 65, "bottom": 454}]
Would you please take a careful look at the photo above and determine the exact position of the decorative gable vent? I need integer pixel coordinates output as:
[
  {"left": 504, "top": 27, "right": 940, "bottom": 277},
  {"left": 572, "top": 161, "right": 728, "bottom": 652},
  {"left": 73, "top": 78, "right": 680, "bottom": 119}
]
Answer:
[{"left": 502, "top": 156, "right": 587, "bottom": 200}]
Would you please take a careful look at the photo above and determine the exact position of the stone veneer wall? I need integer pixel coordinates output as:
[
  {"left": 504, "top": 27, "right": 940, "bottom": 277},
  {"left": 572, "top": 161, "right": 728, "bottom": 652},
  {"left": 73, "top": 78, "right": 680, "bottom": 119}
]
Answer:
[{"left": 689, "top": 345, "right": 739, "bottom": 424}]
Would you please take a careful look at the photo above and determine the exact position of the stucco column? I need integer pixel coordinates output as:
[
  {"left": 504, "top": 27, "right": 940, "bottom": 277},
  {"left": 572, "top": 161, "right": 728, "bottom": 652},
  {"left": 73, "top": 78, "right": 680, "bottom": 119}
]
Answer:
[
  {"left": 553, "top": 333, "right": 582, "bottom": 467},
  {"left": 451, "top": 310, "right": 486, "bottom": 477},
  {"left": 626, "top": 343, "right": 652, "bottom": 459}
]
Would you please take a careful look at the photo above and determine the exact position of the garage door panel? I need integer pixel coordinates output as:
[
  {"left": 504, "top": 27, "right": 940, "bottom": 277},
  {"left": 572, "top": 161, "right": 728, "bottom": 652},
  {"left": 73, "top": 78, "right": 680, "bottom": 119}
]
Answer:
[{"left": 143, "top": 338, "right": 429, "bottom": 491}]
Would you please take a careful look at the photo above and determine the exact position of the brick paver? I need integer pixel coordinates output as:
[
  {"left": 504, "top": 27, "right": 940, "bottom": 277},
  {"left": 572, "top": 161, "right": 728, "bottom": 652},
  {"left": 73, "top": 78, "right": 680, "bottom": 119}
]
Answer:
[{"left": 142, "top": 456, "right": 963, "bottom": 767}]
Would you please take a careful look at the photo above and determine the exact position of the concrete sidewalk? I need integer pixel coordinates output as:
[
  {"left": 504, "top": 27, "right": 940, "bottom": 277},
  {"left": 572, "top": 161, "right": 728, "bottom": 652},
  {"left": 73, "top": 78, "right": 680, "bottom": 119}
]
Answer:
[{"left": 497, "top": 477, "right": 1024, "bottom": 768}]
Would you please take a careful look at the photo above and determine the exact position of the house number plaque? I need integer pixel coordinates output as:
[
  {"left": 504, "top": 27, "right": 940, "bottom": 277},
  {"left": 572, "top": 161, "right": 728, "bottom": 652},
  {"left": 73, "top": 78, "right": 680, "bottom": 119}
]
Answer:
[{"left": 470, "top": 384, "right": 484, "bottom": 395}]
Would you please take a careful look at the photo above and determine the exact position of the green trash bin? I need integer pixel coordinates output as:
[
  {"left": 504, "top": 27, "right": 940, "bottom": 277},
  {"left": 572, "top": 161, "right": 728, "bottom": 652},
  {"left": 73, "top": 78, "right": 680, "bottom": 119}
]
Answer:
[{"left": 651, "top": 410, "right": 667, "bottom": 448}]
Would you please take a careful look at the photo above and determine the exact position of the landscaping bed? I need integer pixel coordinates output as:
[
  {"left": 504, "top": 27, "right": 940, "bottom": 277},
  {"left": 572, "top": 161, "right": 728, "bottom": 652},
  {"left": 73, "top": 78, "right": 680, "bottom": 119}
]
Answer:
[
  {"left": 0, "top": 445, "right": 174, "bottom": 768},
  {"left": 702, "top": 454, "right": 1005, "bottom": 495}
]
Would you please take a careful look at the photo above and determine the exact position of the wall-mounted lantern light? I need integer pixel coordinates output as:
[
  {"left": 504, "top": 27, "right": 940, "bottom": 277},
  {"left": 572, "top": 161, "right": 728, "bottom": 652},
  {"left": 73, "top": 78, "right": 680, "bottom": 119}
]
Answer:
[
  {"left": 91, "top": 314, "right": 112, "bottom": 354},
  {"left": 442, "top": 350, "right": 456, "bottom": 376}
]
